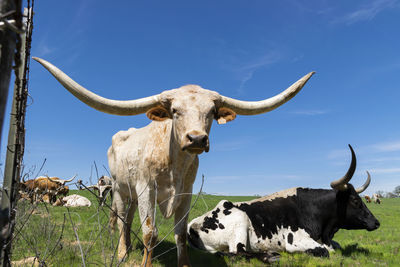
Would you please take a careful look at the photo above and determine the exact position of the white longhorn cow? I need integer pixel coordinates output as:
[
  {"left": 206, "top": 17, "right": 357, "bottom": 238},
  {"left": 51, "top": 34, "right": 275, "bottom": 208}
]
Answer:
[{"left": 33, "top": 57, "right": 314, "bottom": 267}]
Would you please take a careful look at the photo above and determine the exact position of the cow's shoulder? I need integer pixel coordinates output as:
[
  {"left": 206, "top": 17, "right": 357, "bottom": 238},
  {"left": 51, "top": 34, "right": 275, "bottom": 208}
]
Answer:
[
  {"left": 111, "top": 127, "right": 138, "bottom": 146},
  {"left": 246, "top": 187, "right": 301, "bottom": 204}
]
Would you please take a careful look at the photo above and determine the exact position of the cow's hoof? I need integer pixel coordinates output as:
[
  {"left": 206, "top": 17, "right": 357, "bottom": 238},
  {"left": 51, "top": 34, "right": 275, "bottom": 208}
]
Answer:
[
  {"left": 331, "top": 240, "right": 342, "bottom": 250},
  {"left": 260, "top": 251, "right": 280, "bottom": 263},
  {"left": 306, "top": 247, "right": 330, "bottom": 258}
]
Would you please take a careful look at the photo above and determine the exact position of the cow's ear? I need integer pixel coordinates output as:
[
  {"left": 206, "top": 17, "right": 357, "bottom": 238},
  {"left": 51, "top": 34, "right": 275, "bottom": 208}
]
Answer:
[
  {"left": 146, "top": 106, "right": 171, "bottom": 121},
  {"left": 216, "top": 107, "right": 236, "bottom": 124}
]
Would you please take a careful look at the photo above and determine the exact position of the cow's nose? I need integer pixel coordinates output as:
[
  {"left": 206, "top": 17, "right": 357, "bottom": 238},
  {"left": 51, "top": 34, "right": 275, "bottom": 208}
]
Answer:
[
  {"left": 375, "top": 220, "right": 380, "bottom": 229},
  {"left": 187, "top": 134, "right": 208, "bottom": 147}
]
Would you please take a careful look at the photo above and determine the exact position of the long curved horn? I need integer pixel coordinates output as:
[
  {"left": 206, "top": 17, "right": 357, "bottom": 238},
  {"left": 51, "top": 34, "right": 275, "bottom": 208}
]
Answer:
[
  {"left": 356, "top": 171, "right": 371, "bottom": 194},
  {"left": 330, "top": 144, "right": 357, "bottom": 191},
  {"left": 46, "top": 175, "right": 76, "bottom": 185},
  {"left": 63, "top": 174, "right": 77, "bottom": 183},
  {"left": 21, "top": 173, "right": 27, "bottom": 183},
  {"left": 46, "top": 176, "right": 63, "bottom": 184},
  {"left": 32, "top": 57, "right": 161, "bottom": 115},
  {"left": 220, "top": 72, "right": 315, "bottom": 115}
]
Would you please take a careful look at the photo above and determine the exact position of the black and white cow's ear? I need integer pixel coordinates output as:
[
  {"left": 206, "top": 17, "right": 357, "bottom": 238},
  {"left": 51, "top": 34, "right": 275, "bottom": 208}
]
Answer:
[
  {"left": 146, "top": 106, "right": 172, "bottom": 121},
  {"left": 216, "top": 107, "right": 236, "bottom": 124}
]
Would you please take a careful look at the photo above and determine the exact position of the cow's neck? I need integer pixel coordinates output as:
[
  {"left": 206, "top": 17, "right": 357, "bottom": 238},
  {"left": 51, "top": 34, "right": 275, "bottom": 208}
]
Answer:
[
  {"left": 154, "top": 121, "right": 198, "bottom": 218},
  {"left": 298, "top": 189, "right": 339, "bottom": 243}
]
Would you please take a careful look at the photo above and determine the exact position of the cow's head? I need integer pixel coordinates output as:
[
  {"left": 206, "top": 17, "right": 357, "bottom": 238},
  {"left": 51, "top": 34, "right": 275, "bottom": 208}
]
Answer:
[
  {"left": 330, "top": 145, "right": 380, "bottom": 231},
  {"left": 19, "top": 175, "right": 34, "bottom": 192},
  {"left": 56, "top": 185, "right": 69, "bottom": 197},
  {"left": 33, "top": 57, "right": 314, "bottom": 155},
  {"left": 53, "top": 198, "right": 65, "bottom": 206}
]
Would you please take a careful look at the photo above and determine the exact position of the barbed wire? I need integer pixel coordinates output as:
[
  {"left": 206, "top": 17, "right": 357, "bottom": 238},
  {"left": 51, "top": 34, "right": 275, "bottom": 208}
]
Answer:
[{"left": 11, "top": 167, "right": 217, "bottom": 267}]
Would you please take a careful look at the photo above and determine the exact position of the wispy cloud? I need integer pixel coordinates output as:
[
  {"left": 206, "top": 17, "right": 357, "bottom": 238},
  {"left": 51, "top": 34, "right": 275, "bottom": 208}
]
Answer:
[
  {"left": 207, "top": 174, "right": 262, "bottom": 182},
  {"left": 36, "top": 43, "right": 55, "bottom": 57},
  {"left": 366, "top": 156, "right": 400, "bottom": 162},
  {"left": 327, "top": 148, "right": 349, "bottom": 159},
  {"left": 206, "top": 173, "right": 304, "bottom": 183},
  {"left": 289, "top": 109, "right": 328, "bottom": 116},
  {"left": 236, "top": 51, "right": 281, "bottom": 93},
  {"left": 372, "top": 140, "right": 400, "bottom": 152},
  {"left": 33, "top": 1, "right": 92, "bottom": 61},
  {"left": 371, "top": 168, "right": 400, "bottom": 174},
  {"left": 332, "top": 0, "right": 399, "bottom": 25},
  {"left": 213, "top": 139, "right": 255, "bottom": 152}
]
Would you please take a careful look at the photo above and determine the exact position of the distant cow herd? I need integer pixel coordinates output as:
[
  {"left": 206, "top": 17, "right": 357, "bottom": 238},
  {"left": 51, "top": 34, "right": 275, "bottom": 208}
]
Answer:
[
  {"left": 26, "top": 57, "right": 384, "bottom": 265},
  {"left": 18, "top": 175, "right": 75, "bottom": 204},
  {"left": 18, "top": 175, "right": 111, "bottom": 208},
  {"left": 365, "top": 194, "right": 382, "bottom": 204}
]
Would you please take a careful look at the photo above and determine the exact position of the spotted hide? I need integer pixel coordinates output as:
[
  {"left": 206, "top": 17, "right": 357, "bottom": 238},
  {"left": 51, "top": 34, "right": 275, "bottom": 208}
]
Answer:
[{"left": 188, "top": 145, "right": 380, "bottom": 262}]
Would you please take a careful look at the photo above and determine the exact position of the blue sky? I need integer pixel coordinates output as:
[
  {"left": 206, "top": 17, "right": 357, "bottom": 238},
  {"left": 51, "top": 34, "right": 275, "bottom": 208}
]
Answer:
[{"left": 1, "top": 0, "right": 400, "bottom": 196}]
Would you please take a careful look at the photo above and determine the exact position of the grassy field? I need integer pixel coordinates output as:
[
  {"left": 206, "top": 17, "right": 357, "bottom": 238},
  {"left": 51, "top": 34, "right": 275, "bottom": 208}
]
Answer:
[{"left": 11, "top": 190, "right": 400, "bottom": 266}]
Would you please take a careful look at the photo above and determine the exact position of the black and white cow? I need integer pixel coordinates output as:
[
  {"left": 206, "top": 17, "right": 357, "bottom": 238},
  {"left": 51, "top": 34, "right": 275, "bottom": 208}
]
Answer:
[{"left": 188, "top": 145, "right": 380, "bottom": 262}]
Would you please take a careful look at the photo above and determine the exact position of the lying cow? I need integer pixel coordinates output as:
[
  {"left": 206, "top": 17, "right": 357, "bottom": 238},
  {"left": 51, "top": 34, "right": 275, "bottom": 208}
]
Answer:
[
  {"left": 188, "top": 145, "right": 379, "bottom": 262},
  {"left": 19, "top": 175, "right": 76, "bottom": 204},
  {"left": 53, "top": 194, "right": 91, "bottom": 207},
  {"left": 86, "top": 176, "right": 112, "bottom": 204}
]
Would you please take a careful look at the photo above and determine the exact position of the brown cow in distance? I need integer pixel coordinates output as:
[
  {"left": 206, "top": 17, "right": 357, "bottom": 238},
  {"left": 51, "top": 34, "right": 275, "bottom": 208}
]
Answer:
[
  {"left": 19, "top": 175, "right": 76, "bottom": 203},
  {"left": 364, "top": 195, "right": 371, "bottom": 203}
]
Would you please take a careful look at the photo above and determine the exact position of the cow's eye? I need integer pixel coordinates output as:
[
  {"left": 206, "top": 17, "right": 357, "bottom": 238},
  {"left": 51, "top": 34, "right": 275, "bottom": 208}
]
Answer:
[
  {"left": 172, "top": 108, "right": 177, "bottom": 114},
  {"left": 352, "top": 198, "right": 361, "bottom": 207},
  {"left": 212, "top": 108, "right": 217, "bottom": 118}
]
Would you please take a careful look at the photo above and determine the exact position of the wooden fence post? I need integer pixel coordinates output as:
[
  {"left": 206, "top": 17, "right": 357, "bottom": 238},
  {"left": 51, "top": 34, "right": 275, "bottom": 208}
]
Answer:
[{"left": 0, "top": 2, "right": 29, "bottom": 265}]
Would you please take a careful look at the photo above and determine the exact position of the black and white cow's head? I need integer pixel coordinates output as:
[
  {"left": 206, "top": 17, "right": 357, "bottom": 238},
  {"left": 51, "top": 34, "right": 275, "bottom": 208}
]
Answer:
[{"left": 331, "top": 145, "right": 380, "bottom": 231}]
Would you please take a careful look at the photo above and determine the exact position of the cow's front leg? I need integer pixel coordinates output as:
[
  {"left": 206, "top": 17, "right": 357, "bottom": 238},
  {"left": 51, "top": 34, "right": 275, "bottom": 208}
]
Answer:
[
  {"left": 137, "top": 182, "right": 158, "bottom": 267},
  {"left": 287, "top": 236, "right": 329, "bottom": 258},
  {"left": 112, "top": 191, "right": 133, "bottom": 261},
  {"left": 124, "top": 199, "right": 137, "bottom": 253},
  {"left": 174, "top": 191, "right": 192, "bottom": 267}
]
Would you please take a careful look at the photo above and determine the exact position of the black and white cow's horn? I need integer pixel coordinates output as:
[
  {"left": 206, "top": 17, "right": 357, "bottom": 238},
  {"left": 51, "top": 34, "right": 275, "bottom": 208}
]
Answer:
[
  {"left": 220, "top": 72, "right": 315, "bottom": 115},
  {"left": 356, "top": 171, "right": 371, "bottom": 194},
  {"left": 33, "top": 57, "right": 161, "bottom": 116},
  {"left": 330, "top": 144, "right": 357, "bottom": 191}
]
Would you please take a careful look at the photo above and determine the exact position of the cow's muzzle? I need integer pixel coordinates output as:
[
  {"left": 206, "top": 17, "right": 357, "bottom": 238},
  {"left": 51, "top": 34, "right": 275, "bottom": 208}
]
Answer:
[
  {"left": 367, "top": 219, "right": 380, "bottom": 231},
  {"left": 182, "top": 133, "right": 209, "bottom": 154}
]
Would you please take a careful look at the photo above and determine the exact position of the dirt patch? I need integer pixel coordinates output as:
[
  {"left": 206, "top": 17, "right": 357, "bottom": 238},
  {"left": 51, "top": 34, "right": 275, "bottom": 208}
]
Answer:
[
  {"left": 63, "top": 240, "right": 91, "bottom": 247},
  {"left": 31, "top": 210, "right": 49, "bottom": 218},
  {"left": 12, "top": 257, "right": 39, "bottom": 266}
]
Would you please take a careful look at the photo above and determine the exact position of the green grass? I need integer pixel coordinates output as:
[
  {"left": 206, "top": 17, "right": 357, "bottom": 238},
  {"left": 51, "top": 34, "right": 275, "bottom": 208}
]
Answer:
[{"left": 11, "top": 191, "right": 400, "bottom": 266}]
